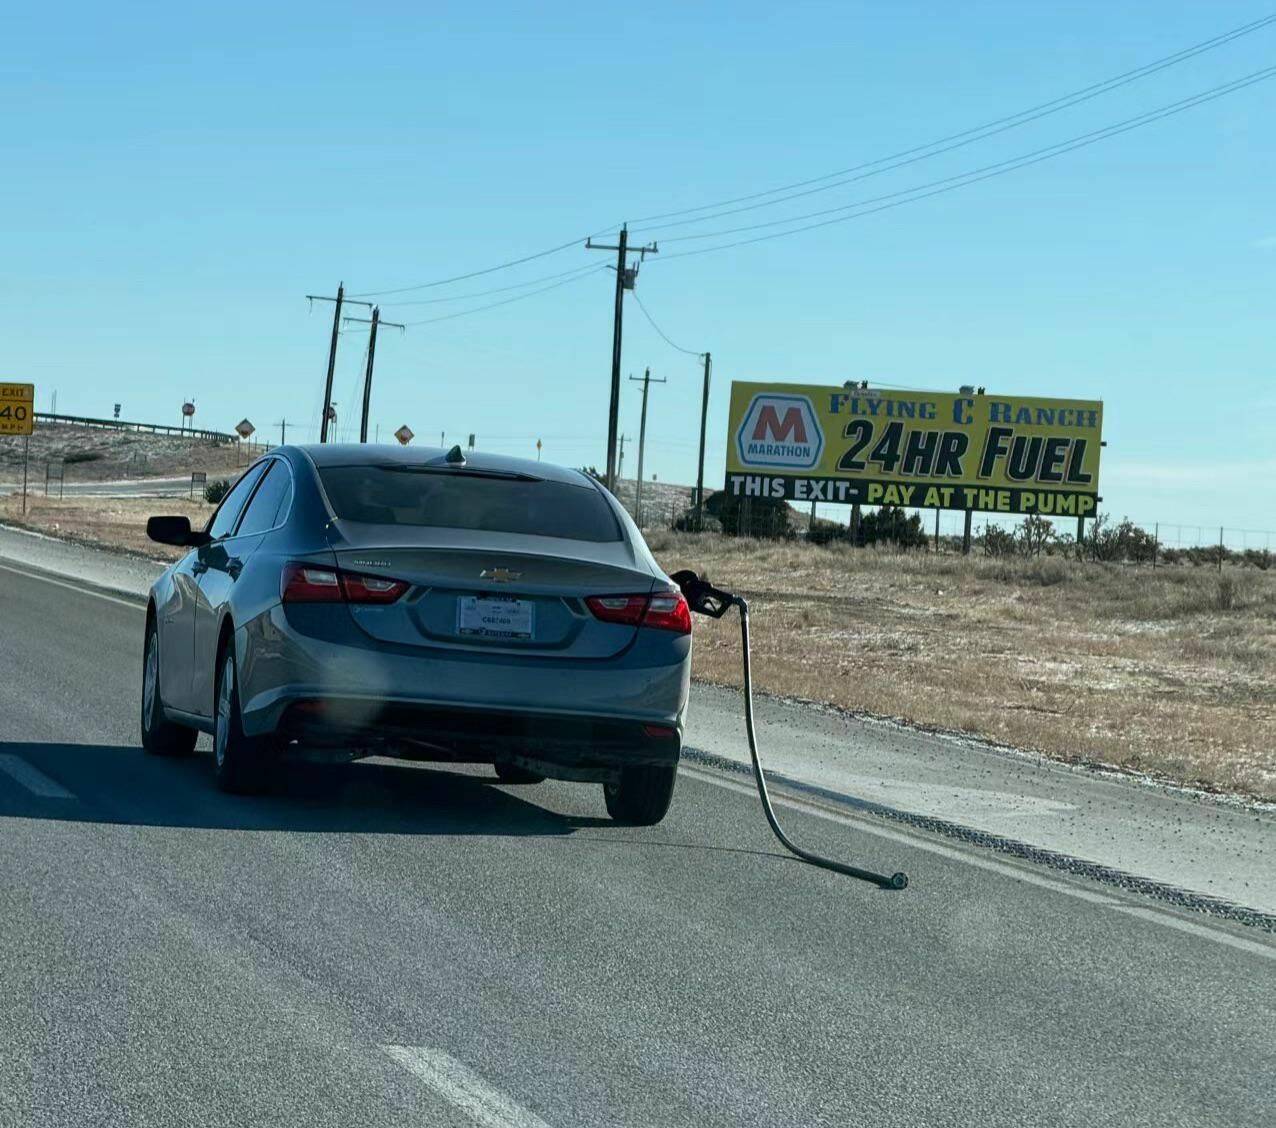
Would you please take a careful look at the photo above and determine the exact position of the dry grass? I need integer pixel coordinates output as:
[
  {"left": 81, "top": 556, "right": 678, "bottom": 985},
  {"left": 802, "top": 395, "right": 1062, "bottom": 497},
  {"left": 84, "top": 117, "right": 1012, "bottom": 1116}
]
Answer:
[
  {"left": 647, "top": 532, "right": 1276, "bottom": 801},
  {"left": 0, "top": 495, "right": 205, "bottom": 561},
  {"left": 4, "top": 495, "right": 1272, "bottom": 800}
]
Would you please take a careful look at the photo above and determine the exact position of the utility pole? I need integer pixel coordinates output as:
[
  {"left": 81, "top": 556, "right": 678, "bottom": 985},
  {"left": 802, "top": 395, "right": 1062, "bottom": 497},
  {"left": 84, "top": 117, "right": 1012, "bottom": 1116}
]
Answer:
[
  {"left": 618, "top": 433, "right": 628, "bottom": 484},
  {"left": 275, "top": 419, "right": 287, "bottom": 446},
  {"left": 694, "top": 350, "right": 711, "bottom": 529},
  {"left": 629, "top": 367, "right": 665, "bottom": 528},
  {"left": 307, "top": 283, "right": 372, "bottom": 442},
  {"left": 586, "top": 225, "right": 658, "bottom": 490},
  {"left": 342, "top": 306, "right": 405, "bottom": 443}
]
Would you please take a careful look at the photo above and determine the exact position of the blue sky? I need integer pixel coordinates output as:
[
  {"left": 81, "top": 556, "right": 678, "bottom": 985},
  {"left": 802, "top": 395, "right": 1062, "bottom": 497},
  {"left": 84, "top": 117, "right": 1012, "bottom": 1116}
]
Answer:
[{"left": 3, "top": 1, "right": 1274, "bottom": 534}]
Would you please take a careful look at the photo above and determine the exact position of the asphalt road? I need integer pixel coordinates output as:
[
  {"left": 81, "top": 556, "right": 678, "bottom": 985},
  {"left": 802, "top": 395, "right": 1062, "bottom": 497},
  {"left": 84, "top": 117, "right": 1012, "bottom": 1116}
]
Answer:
[{"left": 1, "top": 564, "right": 1273, "bottom": 1127}]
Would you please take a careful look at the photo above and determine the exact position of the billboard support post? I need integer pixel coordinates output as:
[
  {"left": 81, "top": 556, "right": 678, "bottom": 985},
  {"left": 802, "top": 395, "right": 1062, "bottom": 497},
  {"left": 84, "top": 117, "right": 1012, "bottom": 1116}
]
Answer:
[
  {"left": 1153, "top": 522, "right": 1159, "bottom": 569},
  {"left": 962, "top": 510, "right": 972, "bottom": 556},
  {"left": 934, "top": 508, "right": 940, "bottom": 553}
]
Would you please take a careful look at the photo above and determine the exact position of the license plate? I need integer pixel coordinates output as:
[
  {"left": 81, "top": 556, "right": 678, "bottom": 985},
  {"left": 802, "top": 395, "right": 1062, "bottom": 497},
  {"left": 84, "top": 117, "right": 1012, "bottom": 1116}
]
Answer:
[{"left": 457, "top": 596, "right": 535, "bottom": 640}]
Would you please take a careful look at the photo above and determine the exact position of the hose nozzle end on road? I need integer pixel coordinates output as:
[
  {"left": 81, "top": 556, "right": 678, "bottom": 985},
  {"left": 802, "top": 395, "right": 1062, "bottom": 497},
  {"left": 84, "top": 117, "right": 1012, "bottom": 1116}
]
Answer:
[{"left": 888, "top": 872, "right": 909, "bottom": 891}]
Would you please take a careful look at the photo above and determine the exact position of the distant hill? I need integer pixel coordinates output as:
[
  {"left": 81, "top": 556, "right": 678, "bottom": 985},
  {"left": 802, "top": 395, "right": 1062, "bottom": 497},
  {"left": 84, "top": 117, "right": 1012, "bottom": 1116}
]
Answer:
[
  {"left": 0, "top": 421, "right": 263, "bottom": 485},
  {"left": 608, "top": 477, "right": 696, "bottom": 528}
]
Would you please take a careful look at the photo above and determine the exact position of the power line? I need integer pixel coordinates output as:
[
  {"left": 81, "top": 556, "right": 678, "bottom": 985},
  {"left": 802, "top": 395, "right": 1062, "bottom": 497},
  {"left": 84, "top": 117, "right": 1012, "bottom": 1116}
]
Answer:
[
  {"left": 351, "top": 226, "right": 619, "bottom": 298},
  {"left": 653, "top": 64, "right": 1276, "bottom": 262},
  {"left": 324, "top": 15, "right": 1274, "bottom": 323},
  {"left": 627, "top": 12, "right": 1276, "bottom": 231},
  {"left": 398, "top": 263, "right": 609, "bottom": 326},
  {"left": 378, "top": 262, "right": 603, "bottom": 307},
  {"left": 658, "top": 65, "right": 1276, "bottom": 248},
  {"left": 630, "top": 291, "right": 704, "bottom": 357}
]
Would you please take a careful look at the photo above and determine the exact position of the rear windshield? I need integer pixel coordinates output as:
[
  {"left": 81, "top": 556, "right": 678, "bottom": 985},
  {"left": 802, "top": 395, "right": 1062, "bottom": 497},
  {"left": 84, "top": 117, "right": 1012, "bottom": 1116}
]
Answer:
[{"left": 319, "top": 466, "right": 622, "bottom": 542}]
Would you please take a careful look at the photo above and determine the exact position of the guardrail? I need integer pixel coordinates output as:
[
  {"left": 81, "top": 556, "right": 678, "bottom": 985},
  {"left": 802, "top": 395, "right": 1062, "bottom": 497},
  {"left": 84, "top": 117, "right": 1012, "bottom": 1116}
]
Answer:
[{"left": 33, "top": 412, "right": 237, "bottom": 443}]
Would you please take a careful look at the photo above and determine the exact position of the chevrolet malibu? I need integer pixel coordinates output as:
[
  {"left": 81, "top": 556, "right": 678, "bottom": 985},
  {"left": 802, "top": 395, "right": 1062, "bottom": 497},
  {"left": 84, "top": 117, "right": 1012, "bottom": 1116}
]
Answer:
[{"left": 141, "top": 444, "right": 692, "bottom": 824}]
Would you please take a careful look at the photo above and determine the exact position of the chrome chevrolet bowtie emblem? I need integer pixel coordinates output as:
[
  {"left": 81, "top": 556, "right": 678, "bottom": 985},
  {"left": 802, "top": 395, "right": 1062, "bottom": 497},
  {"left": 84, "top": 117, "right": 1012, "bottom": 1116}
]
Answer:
[{"left": 480, "top": 568, "right": 522, "bottom": 583}]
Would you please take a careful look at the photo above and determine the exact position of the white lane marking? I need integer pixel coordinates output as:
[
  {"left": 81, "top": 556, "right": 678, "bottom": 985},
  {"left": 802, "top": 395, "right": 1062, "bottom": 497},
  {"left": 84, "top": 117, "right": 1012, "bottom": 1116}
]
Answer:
[
  {"left": 0, "top": 560, "right": 146, "bottom": 610},
  {"left": 0, "top": 521, "right": 60, "bottom": 541},
  {"left": 382, "top": 1045, "right": 555, "bottom": 1128},
  {"left": 1107, "top": 905, "right": 1276, "bottom": 962},
  {"left": 0, "top": 754, "right": 76, "bottom": 799},
  {"left": 678, "top": 764, "right": 1276, "bottom": 961}
]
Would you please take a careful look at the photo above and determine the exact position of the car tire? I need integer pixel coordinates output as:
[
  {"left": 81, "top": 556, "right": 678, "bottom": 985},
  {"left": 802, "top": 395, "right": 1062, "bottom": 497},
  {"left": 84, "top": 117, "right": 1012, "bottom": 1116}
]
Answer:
[
  {"left": 141, "top": 618, "right": 197, "bottom": 757},
  {"left": 494, "top": 762, "right": 545, "bottom": 785},
  {"left": 212, "top": 645, "right": 271, "bottom": 794},
  {"left": 603, "top": 764, "right": 677, "bottom": 826}
]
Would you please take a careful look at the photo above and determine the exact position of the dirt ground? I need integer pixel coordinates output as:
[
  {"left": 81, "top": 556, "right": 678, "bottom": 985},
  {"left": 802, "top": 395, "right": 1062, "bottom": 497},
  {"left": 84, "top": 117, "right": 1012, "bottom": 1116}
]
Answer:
[
  {"left": 3, "top": 493, "right": 1271, "bottom": 800},
  {"left": 645, "top": 531, "right": 1276, "bottom": 802},
  {"left": 0, "top": 495, "right": 204, "bottom": 561}
]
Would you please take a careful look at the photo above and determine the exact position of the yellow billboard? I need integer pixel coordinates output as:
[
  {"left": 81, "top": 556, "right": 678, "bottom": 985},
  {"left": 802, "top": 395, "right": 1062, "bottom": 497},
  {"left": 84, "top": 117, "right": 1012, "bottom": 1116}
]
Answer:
[{"left": 725, "top": 382, "right": 1102, "bottom": 517}]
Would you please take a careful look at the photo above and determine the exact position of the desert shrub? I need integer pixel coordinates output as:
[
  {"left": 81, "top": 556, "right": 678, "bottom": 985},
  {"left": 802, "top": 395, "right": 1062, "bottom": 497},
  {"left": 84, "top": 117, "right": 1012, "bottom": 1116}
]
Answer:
[
  {"left": 1214, "top": 575, "right": 1243, "bottom": 612},
  {"left": 1026, "top": 556, "right": 1070, "bottom": 586},
  {"left": 64, "top": 450, "right": 103, "bottom": 464},
  {"left": 1085, "top": 514, "right": 1158, "bottom": 564},
  {"left": 980, "top": 524, "right": 1017, "bottom": 557},
  {"left": 672, "top": 509, "right": 722, "bottom": 534},
  {"left": 1240, "top": 549, "right": 1273, "bottom": 571},
  {"left": 204, "top": 478, "right": 230, "bottom": 504},
  {"left": 857, "top": 505, "right": 928, "bottom": 550},
  {"left": 703, "top": 490, "right": 794, "bottom": 539},
  {"left": 1017, "top": 515, "right": 1056, "bottom": 556},
  {"left": 807, "top": 517, "right": 851, "bottom": 545}
]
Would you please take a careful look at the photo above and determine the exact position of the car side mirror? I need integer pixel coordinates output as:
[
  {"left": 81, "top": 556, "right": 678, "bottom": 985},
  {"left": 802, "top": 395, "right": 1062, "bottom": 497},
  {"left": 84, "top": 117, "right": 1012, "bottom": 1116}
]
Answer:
[{"left": 146, "top": 515, "right": 210, "bottom": 548}]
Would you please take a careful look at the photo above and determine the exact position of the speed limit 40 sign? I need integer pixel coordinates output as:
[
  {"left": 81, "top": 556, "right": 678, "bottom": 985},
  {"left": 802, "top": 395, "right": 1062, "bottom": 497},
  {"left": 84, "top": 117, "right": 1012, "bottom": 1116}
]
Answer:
[{"left": 0, "top": 383, "right": 35, "bottom": 436}]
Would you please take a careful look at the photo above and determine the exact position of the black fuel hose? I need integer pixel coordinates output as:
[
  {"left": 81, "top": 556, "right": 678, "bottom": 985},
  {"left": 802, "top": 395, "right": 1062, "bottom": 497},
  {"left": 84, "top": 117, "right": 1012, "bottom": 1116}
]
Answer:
[
  {"left": 736, "top": 597, "right": 908, "bottom": 891},
  {"left": 670, "top": 571, "right": 906, "bottom": 890}
]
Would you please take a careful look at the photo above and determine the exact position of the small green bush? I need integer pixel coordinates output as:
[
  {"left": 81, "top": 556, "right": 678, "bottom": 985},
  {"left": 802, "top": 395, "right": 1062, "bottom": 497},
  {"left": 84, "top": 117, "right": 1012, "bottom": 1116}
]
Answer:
[{"left": 204, "top": 478, "right": 230, "bottom": 504}]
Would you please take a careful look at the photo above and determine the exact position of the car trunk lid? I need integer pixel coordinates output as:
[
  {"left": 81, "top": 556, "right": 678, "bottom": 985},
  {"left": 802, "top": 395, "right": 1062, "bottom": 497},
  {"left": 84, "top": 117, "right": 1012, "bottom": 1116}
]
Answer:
[{"left": 329, "top": 527, "right": 657, "bottom": 659}]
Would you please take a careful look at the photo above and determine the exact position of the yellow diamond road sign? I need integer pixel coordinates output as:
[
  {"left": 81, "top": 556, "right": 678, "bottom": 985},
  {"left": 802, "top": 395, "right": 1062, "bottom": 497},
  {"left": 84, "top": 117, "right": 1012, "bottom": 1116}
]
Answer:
[
  {"left": 395, "top": 425, "right": 414, "bottom": 445},
  {"left": 0, "top": 383, "right": 35, "bottom": 436}
]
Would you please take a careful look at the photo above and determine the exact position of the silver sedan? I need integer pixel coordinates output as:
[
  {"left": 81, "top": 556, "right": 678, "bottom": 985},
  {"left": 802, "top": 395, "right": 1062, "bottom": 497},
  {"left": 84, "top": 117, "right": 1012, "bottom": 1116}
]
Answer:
[{"left": 141, "top": 445, "right": 691, "bottom": 824}]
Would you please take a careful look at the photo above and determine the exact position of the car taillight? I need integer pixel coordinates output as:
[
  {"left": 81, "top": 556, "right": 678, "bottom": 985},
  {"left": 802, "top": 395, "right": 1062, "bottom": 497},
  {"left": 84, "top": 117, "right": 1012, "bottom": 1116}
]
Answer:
[
  {"left": 341, "top": 572, "right": 410, "bottom": 604},
  {"left": 643, "top": 591, "right": 691, "bottom": 634},
  {"left": 282, "top": 563, "right": 343, "bottom": 602},
  {"left": 282, "top": 563, "right": 409, "bottom": 605},
  {"left": 585, "top": 592, "right": 691, "bottom": 634},
  {"left": 585, "top": 595, "right": 648, "bottom": 626}
]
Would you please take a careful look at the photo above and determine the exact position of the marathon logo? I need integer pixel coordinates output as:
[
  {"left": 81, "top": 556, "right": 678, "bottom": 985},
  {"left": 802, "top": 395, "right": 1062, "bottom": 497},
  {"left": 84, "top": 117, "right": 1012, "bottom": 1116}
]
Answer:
[{"left": 735, "top": 394, "right": 824, "bottom": 470}]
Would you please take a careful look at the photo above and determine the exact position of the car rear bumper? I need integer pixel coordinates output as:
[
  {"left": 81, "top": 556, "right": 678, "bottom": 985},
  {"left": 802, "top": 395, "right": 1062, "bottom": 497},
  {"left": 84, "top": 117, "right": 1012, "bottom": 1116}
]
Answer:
[
  {"left": 236, "top": 605, "right": 691, "bottom": 770},
  {"left": 275, "top": 697, "right": 681, "bottom": 776}
]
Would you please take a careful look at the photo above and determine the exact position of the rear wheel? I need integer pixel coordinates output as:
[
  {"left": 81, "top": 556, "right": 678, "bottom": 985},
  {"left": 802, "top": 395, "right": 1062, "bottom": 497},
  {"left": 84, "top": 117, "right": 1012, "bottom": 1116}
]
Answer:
[
  {"left": 604, "top": 764, "right": 677, "bottom": 826},
  {"left": 494, "top": 762, "right": 545, "bottom": 785},
  {"left": 213, "top": 647, "right": 271, "bottom": 794},
  {"left": 141, "top": 619, "right": 197, "bottom": 756}
]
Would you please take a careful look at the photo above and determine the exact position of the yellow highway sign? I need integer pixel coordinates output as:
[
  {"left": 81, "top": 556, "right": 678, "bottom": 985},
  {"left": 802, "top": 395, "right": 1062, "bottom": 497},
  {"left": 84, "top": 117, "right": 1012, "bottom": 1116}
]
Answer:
[{"left": 0, "top": 383, "right": 35, "bottom": 436}]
